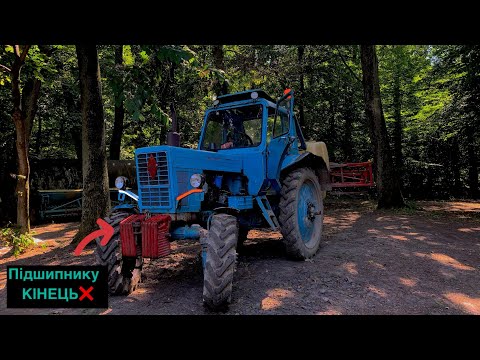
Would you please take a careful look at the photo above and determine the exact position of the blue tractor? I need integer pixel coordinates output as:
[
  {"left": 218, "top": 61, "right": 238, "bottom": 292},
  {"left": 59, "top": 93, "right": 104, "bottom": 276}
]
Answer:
[{"left": 96, "top": 89, "right": 331, "bottom": 311}]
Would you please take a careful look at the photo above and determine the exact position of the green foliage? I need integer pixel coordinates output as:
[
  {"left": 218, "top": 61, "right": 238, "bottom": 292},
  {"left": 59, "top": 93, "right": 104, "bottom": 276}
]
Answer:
[
  {"left": 0, "top": 223, "right": 35, "bottom": 256},
  {"left": 1, "top": 43, "right": 478, "bottom": 210},
  {"left": 99, "top": 45, "right": 201, "bottom": 157}
]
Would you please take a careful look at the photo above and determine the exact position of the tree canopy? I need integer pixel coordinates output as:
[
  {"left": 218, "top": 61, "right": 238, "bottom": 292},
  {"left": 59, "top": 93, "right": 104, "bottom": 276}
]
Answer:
[{"left": 1, "top": 45, "right": 479, "bottom": 224}]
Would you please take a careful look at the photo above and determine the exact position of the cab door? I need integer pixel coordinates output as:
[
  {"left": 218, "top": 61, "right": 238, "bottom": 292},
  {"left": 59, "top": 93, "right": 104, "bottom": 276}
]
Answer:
[{"left": 266, "top": 90, "right": 295, "bottom": 182}]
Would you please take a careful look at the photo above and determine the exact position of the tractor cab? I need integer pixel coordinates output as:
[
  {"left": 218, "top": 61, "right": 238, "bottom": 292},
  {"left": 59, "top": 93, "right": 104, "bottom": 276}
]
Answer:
[{"left": 200, "top": 89, "right": 305, "bottom": 152}]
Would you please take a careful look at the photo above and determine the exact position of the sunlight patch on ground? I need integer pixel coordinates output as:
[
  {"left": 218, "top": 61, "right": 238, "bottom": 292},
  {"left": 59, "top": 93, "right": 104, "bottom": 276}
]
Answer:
[
  {"left": 247, "top": 230, "right": 282, "bottom": 240},
  {"left": 457, "top": 227, "right": 480, "bottom": 233},
  {"left": 324, "top": 213, "right": 361, "bottom": 232},
  {"left": 316, "top": 307, "right": 342, "bottom": 315},
  {"left": 430, "top": 253, "right": 475, "bottom": 271},
  {"left": 375, "top": 216, "right": 408, "bottom": 222},
  {"left": 420, "top": 201, "right": 480, "bottom": 213},
  {"left": 399, "top": 277, "right": 417, "bottom": 287},
  {"left": 368, "top": 260, "right": 386, "bottom": 270},
  {"left": 390, "top": 235, "right": 409, "bottom": 241},
  {"left": 342, "top": 262, "right": 358, "bottom": 275},
  {"left": 367, "top": 285, "right": 387, "bottom": 298},
  {"left": 444, "top": 292, "right": 480, "bottom": 315},
  {"left": 414, "top": 252, "right": 475, "bottom": 271},
  {"left": 261, "top": 288, "right": 295, "bottom": 311}
]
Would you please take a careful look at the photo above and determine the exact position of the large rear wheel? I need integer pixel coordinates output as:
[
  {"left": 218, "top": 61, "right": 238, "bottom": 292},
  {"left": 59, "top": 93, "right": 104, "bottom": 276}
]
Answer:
[
  {"left": 95, "top": 211, "right": 142, "bottom": 295},
  {"left": 279, "top": 167, "right": 324, "bottom": 259}
]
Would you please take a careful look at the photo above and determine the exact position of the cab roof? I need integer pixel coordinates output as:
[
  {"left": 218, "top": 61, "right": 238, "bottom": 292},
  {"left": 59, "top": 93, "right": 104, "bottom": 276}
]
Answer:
[{"left": 217, "top": 89, "right": 275, "bottom": 104}]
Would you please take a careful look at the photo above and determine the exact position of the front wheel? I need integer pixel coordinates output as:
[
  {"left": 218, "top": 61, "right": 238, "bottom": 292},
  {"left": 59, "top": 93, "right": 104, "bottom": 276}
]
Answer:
[
  {"left": 95, "top": 211, "right": 142, "bottom": 295},
  {"left": 279, "top": 167, "right": 324, "bottom": 259},
  {"left": 203, "top": 214, "right": 238, "bottom": 311}
]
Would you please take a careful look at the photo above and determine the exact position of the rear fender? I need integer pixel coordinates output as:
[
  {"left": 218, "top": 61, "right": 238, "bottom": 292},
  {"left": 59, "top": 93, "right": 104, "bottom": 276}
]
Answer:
[{"left": 281, "top": 152, "right": 332, "bottom": 191}]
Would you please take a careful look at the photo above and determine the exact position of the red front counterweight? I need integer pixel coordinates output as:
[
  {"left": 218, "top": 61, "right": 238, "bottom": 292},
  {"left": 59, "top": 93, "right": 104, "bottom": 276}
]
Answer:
[
  {"left": 119, "top": 214, "right": 172, "bottom": 258},
  {"left": 120, "top": 214, "right": 146, "bottom": 257},
  {"left": 142, "top": 214, "right": 172, "bottom": 258}
]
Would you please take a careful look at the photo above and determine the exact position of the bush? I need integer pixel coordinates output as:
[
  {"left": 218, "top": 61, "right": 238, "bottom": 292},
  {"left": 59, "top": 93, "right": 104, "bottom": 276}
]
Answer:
[{"left": 0, "top": 223, "right": 35, "bottom": 257}]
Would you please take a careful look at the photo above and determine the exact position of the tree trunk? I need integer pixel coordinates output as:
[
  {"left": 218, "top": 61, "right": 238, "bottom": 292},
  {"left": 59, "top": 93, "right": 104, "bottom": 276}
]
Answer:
[
  {"left": 73, "top": 45, "right": 110, "bottom": 244},
  {"left": 212, "top": 45, "right": 228, "bottom": 95},
  {"left": 0, "top": 139, "right": 17, "bottom": 222},
  {"left": 343, "top": 87, "right": 354, "bottom": 161},
  {"left": 22, "top": 78, "right": 42, "bottom": 148},
  {"left": 328, "top": 101, "right": 336, "bottom": 158},
  {"left": 71, "top": 127, "right": 83, "bottom": 161},
  {"left": 297, "top": 46, "right": 306, "bottom": 135},
  {"left": 450, "top": 135, "right": 462, "bottom": 197},
  {"left": 392, "top": 69, "right": 403, "bottom": 186},
  {"left": 13, "top": 112, "right": 30, "bottom": 233},
  {"left": 466, "top": 122, "right": 479, "bottom": 199},
  {"left": 110, "top": 45, "right": 124, "bottom": 160},
  {"left": 35, "top": 114, "right": 42, "bottom": 156},
  {"left": 169, "top": 62, "right": 178, "bottom": 133},
  {"left": 63, "top": 83, "right": 82, "bottom": 161},
  {"left": 360, "top": 45, "right": 405, "bottom": 208},
  {"left": 10, "top": 45, "right": 32, "bottom": 234}
]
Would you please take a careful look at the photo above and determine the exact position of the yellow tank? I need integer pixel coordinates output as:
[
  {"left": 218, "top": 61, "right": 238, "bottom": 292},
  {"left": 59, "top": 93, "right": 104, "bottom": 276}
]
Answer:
[
  {"left": 304, "top": 141, "right": 330, "bottom": 199},
  {"left": 305, "top": 141, "right": 330, "bottom": 170}
]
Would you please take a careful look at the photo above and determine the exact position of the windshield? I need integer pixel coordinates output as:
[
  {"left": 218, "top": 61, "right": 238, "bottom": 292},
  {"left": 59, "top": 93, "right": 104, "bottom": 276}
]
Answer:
[{"left": 201, "top": 104, "right": 263, "bottom": 151}]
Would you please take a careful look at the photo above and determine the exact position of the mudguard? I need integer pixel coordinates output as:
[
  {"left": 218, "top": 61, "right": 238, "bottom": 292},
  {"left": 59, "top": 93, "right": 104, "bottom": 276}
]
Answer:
[
  {"left": 281, "top": 141, "right": 330, "bottom": 172},
  {"left": 280, "top": 141, "right": 331, "bottom": 194}
]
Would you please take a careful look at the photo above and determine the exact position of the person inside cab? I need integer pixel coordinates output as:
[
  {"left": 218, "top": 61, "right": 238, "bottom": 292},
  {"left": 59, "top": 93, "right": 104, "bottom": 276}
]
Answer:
[{"left": 221, "top": 133, "right": 234, "bottom": 149}]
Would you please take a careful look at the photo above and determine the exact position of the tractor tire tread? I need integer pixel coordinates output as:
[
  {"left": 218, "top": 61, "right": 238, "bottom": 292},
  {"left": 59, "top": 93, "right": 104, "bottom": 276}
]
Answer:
[
  {"left": 203, "top": 214, "right": 238, "bottom": 311},
  {"left": 95, "top": 211, "right": 142, "bottom": 295}
]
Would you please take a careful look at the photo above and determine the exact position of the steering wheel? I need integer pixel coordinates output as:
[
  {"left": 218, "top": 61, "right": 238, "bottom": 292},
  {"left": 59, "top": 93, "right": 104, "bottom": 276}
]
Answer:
[{"left": 237, "top": 132, "right": 254, "bottom": 146}]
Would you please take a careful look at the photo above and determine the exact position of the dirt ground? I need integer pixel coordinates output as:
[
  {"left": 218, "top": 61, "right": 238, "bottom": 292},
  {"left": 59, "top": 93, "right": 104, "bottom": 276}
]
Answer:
[{"left": 1, "top": 199, "right": 479, "bottom": 315}]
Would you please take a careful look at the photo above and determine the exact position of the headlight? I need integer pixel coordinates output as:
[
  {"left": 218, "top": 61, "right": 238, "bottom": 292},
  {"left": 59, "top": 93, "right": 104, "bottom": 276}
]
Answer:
[
  {"left": 115, "top": 176, "right": 128, "bottom": 190},
  {"left": 190, "top": 174, "right": 205, "bottom": 188}
]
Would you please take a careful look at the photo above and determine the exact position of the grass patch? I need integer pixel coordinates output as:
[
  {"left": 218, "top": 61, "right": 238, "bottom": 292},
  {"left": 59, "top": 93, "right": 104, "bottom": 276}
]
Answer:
[{"left": 0, "top": 223, "right": 35, "bottom": 257}]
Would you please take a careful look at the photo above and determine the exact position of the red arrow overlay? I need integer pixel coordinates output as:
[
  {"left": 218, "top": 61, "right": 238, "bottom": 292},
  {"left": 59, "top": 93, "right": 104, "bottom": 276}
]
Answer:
[{"left": 74, "top": 218, "right": 114, "bottom": 256}]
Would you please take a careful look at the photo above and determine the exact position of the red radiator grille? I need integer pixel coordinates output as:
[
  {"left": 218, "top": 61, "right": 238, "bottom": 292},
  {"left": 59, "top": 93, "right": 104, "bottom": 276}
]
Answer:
[
  {"left": 141, "top": 214, "right": 172, "bottom": 258},
  {"left": 120, "top": 214, "right": 146, "bottom": 257}
]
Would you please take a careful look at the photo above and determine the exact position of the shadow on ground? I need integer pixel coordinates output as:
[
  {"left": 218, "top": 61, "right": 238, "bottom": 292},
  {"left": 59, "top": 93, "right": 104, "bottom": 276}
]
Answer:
[{"left": 1, "top": 199, "right": 479, "bottom": 315}]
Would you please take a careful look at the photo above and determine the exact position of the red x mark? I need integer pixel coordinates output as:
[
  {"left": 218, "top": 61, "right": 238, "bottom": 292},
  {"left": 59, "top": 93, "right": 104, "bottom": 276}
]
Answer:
[{"left": 79, "top": 286, "right": 94, "bottom": 301}]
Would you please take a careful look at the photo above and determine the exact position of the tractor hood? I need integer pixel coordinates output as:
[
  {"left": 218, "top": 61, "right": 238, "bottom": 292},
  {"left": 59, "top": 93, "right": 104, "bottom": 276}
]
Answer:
[
  {"left": 136, "top": 145, "right": 244, "bottom": 173},
  {"left": 135, "top": 145, "right": 258, "bottom": 214}
]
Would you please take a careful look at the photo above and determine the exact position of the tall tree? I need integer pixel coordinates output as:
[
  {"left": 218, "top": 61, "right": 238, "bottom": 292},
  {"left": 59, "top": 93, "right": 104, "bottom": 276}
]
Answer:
[
  {"left": 462, "top": 47, "right": 480, "bottom": 199},
  {"left": 110, "top": 45, "right": 125, "bottom": 160},
  {"left": 466, "top": 120, "right": 478, "bottom": 198},
  {"left": 2, "top": 45, "right": 43, "bottom": 233},
  {"left": 343, "top": 86, "right": 355, "bottom": 161},
  {"left": 297, "top": 45, "right": 306, "bottom": 131},
  {"left": 360, "top": 45, "right": 405, "bottom": 208},
  {"left": 392, "top": 57, "right": 403, "bottom": 173},
  {"left": 436, "top": 45, "right": 480, "bottom": 199},
  {"left": 212, "top": 45, "right": 228, "bottom": 95},
  {"left": 73, "top": 45, "right": 110, "bottom": 244}
]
